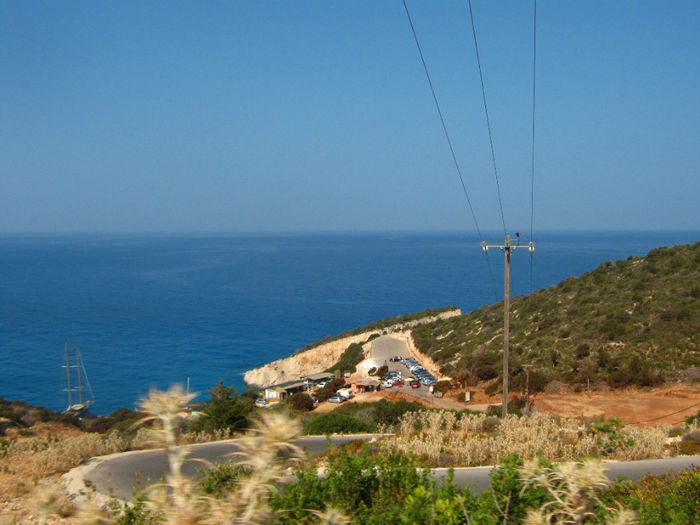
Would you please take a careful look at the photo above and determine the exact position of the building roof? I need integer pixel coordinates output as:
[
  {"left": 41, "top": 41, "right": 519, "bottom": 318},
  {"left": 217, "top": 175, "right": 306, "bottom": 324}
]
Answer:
[
  {"left": 265, "top": 380, "right": 308, "bottom": 392},
  {"left": 352, "top": 378, "right": 380, "bottom": 387},
  {"left": 306, "top": 372, "right": 334, "bottom": 381}
]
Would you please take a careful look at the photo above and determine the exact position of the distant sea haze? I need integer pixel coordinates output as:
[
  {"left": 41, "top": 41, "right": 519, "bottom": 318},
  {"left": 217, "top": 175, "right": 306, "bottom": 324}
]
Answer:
[{"left": 0, "top": 231, "right": 697, "bottom": 415}]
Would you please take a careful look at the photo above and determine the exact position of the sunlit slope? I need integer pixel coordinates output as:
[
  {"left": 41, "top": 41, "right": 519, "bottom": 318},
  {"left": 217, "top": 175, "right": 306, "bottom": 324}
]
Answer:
[{"left": 412, "top": 242, "right": 700, "bottom": 390}]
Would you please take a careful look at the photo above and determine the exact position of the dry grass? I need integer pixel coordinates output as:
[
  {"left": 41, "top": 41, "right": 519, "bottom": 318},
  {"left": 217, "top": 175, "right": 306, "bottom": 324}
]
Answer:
[
  {"left": 520, "top": 458, "right": 635, "bottom": 524},
  {"left": 1, "top": 432, "right": 130, "bottom": 482},
  {"left": 380, "top": 411, "right": 669, "bottom": 467},
  {"left": 34, "top": 385, "right": 309, "bottom": 525}
]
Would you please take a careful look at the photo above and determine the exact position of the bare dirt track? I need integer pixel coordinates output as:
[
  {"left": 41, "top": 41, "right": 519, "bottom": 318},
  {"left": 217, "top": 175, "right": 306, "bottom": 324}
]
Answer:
[{"left": 532, "top": 385, "right": 700, "bottom": 427}]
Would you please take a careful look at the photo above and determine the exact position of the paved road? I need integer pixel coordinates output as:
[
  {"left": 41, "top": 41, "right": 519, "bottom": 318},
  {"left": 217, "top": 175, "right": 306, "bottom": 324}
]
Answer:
[
  {"left": 67, "top": 437, "right": 700, "bottom": 500},
  {"left": 71, "top": 434, "right": 387, "bottom": 500},
  {"left": 445, "top": 454, "right": 700, "bottom": 494}
]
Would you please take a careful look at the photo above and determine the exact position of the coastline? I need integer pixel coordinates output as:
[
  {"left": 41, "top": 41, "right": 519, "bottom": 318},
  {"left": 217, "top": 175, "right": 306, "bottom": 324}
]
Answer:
[{"left": 244, "top": 308, "right": 461, "bottom": 389}]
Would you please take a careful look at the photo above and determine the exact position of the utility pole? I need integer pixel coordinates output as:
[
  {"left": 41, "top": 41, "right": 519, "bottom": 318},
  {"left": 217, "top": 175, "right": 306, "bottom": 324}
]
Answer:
[
  {"left": 523, "top": 363, "right": 533, "bottom": 415},
  {"left": 481, "top": 233, "right": 534, "bottom": 417}
]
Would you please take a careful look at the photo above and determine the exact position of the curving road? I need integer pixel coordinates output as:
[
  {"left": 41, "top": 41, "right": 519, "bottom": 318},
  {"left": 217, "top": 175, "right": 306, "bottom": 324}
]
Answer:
[
  {"left": 64, "top": 434, "right": 700, "bottom": 501},
  {"left": 65, "top": 434, "right": 388, "bottom": 500}
]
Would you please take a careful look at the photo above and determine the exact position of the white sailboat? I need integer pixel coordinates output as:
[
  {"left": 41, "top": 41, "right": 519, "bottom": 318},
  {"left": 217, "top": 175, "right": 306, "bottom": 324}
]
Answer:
[{"left": 63, "top": 343, "right": 94, "bottom": 416}]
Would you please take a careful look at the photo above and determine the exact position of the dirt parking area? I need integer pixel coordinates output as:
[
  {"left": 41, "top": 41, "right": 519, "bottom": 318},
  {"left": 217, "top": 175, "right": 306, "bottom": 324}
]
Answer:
[{"left": 532, "top": 385, "right": 700, "bottom": 426}]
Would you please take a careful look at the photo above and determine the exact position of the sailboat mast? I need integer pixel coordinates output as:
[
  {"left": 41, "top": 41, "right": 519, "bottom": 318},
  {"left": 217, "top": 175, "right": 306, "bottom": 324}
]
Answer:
[
  {"left": 76, "top": 344, "right": 83, "bottom": 404},
  {"left": 65, "top": 342, "right": 72, "bottom": 408}
]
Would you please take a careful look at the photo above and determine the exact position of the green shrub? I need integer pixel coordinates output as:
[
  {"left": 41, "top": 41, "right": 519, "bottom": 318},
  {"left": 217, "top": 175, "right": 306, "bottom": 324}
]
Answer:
[
  {"left": 286, "top": 392, "right": 314, "bottom": 412},
  {"left": 303, "top": 413, "right": 374, "bottom": 435},
  {"left": 371, "top": 399, "right": 424, "bottom": 426},
  {"left": 678, "top": 440, "right": 700, "bottom": 455},
  {"left": 326, "top": 343, "right": 365, "bottom": 374},
  {"left": 604, "top": 467, "right": 700, "bottom": 524},
  {"left": 188, "top": 381, "right": 253, "bottom": 433},
  {"left": 484, "top": 380, "right": 500, "bottom": 396},
  {"left": 198, "top": 461, "right": 251, "bottom": 498},
  {"left": 685, "top": 410, "right": 700, "bottom": 426}
]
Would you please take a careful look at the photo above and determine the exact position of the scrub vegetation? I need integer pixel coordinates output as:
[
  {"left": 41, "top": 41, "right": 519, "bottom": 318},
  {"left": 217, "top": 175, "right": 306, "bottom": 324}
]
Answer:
[
  {"left": 297, "top": 306, "right": 459, "bottom": 354},
  {"left": 10, "top": 387, "right": 699, "bottom": 525},
  {"left": 412, "top": 242, "right": 700, "bottom": 389}
]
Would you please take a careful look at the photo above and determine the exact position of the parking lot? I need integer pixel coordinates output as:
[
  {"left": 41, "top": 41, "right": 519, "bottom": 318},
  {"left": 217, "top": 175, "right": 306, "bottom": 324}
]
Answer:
[{"left": 366, "top": 335, "right": 469, "bottom": 409}]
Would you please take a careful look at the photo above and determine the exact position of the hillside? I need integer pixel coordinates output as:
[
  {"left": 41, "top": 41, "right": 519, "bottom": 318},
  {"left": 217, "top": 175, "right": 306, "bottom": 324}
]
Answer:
[
  {"left": 412, "top": 242, "right": 700, "bottom": 391},
  {"left": 244, "top": 307, "right": 461, "bottom": 389}
]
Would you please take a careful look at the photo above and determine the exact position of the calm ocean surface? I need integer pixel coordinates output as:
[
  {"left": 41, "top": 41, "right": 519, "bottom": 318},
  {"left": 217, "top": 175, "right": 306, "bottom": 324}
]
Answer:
[{"left": 0, "top": 231, "right": 697, "bottom": 415}]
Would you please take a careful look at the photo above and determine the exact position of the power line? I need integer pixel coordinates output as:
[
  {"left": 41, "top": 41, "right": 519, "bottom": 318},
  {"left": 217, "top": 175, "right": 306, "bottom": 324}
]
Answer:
[
  {"left": 466, "top": 0, "right": 507, "bottom": 237},
  {"left": 626, "top": 401, "right": 700, "bottom": 426},
  {"left": 529, "top": 0, "right": 537, "bottom": 293},
  {"left": 402, "top": 0, "right": 481, "bottom": 240},
  {"left": 401, "top": 0, "right": 499, "bottom": 301}
]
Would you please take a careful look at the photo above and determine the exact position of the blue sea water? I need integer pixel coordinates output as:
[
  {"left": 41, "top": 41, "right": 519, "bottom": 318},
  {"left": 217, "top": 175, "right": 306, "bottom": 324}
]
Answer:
[{"left": 0, "top": 231, "right": 697, "bottom": 415}]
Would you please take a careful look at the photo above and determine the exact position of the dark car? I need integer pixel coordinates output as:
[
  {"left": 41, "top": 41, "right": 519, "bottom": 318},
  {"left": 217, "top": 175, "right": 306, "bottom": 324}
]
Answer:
[{"left": 410, "top": 380, "right": 420, "bottom": 388}]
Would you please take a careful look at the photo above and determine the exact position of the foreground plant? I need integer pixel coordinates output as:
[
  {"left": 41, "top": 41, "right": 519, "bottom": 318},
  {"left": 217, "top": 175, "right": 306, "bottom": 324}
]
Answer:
[
  {"left": 56, "top": 384, "right": 305, "bottom": 524},
  {"left": 520, "top": 458, "right": 635, "bottom": 524}
]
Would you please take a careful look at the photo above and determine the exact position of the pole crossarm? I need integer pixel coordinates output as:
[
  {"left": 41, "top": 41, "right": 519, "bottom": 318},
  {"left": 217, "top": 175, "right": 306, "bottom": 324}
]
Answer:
[
  {"left": 479, "top": 234, "right": 534, "bottom": 417},
  {"left": 480, "top": 240, "right": 535, "bottom": 253}
]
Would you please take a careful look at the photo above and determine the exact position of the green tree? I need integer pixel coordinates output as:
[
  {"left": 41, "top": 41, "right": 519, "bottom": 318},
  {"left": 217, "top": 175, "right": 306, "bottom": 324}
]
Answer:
[
  {"left": 287, "top": 392, "right": 315, "bottom": 411},
  {"left": 188, "top": 380, "right": 254, "bottom": 434}
]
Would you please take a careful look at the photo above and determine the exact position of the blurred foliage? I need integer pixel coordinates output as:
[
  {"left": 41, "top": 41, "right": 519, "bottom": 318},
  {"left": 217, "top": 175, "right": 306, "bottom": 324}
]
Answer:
[{"left": 603, "top": 467, "right": 700, "bottom": 524}]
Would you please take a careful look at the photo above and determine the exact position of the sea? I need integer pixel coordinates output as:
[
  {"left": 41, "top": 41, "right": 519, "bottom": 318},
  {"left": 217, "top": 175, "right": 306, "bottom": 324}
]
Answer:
[{"left": 0, "top": 231, "right": 697, "bottom": 415}]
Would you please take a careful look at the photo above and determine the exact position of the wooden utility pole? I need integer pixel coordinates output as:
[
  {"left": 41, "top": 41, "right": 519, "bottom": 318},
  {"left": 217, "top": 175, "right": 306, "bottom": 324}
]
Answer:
[{"left": 481, "top": 234, "right": 534, "bottom": 417}]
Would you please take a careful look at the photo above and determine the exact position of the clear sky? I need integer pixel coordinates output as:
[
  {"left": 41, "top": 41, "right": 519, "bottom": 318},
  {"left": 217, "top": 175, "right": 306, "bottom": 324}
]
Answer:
[{"left": 1, "top": 1, "right": 698, "bottom": 233}]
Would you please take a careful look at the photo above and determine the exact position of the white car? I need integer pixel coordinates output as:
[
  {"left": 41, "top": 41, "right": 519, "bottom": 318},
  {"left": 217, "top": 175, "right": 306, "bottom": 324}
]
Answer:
[
  {"left": 328, "top": 394, "right": 346, "bottom": 403},
  {"left": 382, "top": 380, "right": 394, "bottom": 389}
]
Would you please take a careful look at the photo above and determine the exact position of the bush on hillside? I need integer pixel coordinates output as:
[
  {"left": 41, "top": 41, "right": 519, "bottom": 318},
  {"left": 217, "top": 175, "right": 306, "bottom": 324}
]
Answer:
[
  {"left": 326, "top": 343, "right": 365, "bottom": 374},
  {"left": 286, "top": 393, "right": 314, "bottom": 412},
  {"left": 303, "top": 413, "right": 374, "bottom": 435},
  {"left": 372, "top": 399, "right": 424, "bottom": 426},
  {"left": 188, "top": 381, "right": 254, "bottom": 434},
  {"left": 411, "top": 242, "right": 700, "bottom": 388}
]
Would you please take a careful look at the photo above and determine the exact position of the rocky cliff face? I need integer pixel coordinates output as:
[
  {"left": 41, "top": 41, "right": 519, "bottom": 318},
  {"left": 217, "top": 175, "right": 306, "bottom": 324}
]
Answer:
[{"left": 243, "top": 308, "right": 461, "bottom": 389}]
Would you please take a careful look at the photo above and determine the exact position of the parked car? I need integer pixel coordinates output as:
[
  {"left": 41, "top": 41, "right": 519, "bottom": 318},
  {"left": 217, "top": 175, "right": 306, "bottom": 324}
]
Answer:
[
  {"left": 410, "top": 380, "right": 420, "bottom": 388},
  {"left": 382, "top": 380, "right": 394, "bottom": 389},
  {"left": 389, "top": 356, "right": 402, "bottom": 362},
  {"left": 337, "top": 388, "right": 354, "bottom": 399},
  {"left": 328, "top": 394, "right": 346, "bottom": 403},
  {"left": 392, "top": 379, "right": 404, "bottom": 387}
]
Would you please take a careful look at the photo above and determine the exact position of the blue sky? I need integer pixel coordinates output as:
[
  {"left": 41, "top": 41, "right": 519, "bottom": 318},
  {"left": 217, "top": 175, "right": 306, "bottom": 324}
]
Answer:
[{"left": 1, "top": 1, "right": 698, "bottom": 233}]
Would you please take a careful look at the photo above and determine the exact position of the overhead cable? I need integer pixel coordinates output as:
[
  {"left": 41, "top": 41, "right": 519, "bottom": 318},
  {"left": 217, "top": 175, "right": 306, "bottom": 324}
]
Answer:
[
  {"left": 529, "top": 0, "right": 537, "bottom": 292},
  {"left": 466, "top": 0, "right": 507, "bottom": 237},
  {"left": 401, "top": 0, "right": 499, "bottom": 301}
]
